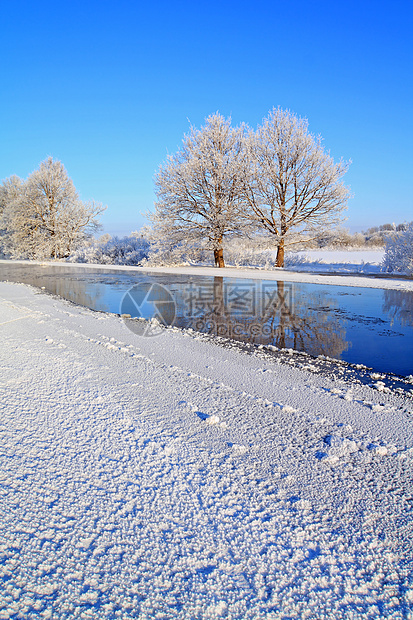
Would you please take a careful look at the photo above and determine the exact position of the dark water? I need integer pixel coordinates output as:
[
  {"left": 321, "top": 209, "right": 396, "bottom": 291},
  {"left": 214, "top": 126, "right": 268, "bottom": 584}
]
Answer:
[{"left": 1, "top": 263, "right": 412, "bottom": 377}]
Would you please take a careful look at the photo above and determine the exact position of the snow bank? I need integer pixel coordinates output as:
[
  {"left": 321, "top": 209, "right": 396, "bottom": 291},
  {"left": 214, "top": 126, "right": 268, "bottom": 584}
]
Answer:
[{"left": 0, "top": 281, "right": 412, "bottom": 619}]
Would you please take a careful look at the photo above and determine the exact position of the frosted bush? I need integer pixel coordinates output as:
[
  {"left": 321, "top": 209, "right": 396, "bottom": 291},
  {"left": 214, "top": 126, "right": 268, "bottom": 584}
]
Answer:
[
  {"left": 143, "top": 240, "right": 211, "bottom": 266},
  {"left": 382, "top": 223, "right": 413, "bottom": 275},
  {"left": 143, "top": 236, "right": 277, "bottom": 268},
  {"left": 284, "top": 253, "right": 312, "bottom": 267},
  {"left": 223, "top": 239, "right": 276, "bottom": 268},
  {"left": 69, "top": 235, "right": 150, "bottom": 265}
]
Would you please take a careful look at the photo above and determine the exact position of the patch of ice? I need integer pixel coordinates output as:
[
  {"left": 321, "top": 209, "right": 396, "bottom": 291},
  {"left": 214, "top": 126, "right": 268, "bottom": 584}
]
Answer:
[
  {"left": 206, "top": 601, "right": 228, "bottom": 617},
  {"left": 205, "top": 414, "right": 220, "bottom": 425},
  {"left": 231, "top": 444, "right": 248, "bottom": 454},
  {"left": 320, "top": 435, "right": 359, "bottom": 464},
  {"left": 375, "top": 445, "right": 389, "bottom": 456},
  {"left": 76, "top": 537, "right": 94, "bottom": 550}
]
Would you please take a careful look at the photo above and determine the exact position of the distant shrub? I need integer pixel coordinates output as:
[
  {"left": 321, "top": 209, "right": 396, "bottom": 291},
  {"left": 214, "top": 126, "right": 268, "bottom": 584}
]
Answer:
[
  {"left": 315, "top": 227, "right": 385, "bottom": 249},
  {"left": 69, "top": 234, "right": 150, "bottom": 265},
  {"left": 222, "top": 238, "right": 276, "bottom": 268},
  {"left": 143, "top": 240, "right": 211, "bottom": 266}
]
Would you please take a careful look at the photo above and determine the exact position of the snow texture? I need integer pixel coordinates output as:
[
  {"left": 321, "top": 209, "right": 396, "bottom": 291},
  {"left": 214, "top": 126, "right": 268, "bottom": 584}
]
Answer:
[{"left": 0, "top": 281, "right": 412, "bottom": 619}]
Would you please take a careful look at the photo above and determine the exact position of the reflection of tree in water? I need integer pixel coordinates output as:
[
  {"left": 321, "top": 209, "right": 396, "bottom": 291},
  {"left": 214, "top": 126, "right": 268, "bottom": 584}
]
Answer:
[
  {"left": 53, "top": 275, "right": 108, "bottom": 312},
  {"left": 0, "top": 265, "right": 108, "bottom": 313},
  {"left": 176, "top": 277, "right": 348, "bottom": 360},
  {"left": 264, "top": 281, "right": 348, "bottom": 359},
  {"left": 383, "top": 289, "right": 413, "bottom": 327}
]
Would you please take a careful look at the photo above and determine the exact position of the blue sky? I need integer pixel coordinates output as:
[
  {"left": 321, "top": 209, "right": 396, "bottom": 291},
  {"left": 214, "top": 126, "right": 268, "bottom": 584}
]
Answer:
[{"left": 1, "top": 0, "right": 412, "bottom": 236}]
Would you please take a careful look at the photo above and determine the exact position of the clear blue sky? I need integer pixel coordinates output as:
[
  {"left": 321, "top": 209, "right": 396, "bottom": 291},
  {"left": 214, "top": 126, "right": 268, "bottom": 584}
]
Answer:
[{"left": 2, "top": 0, "right": 412, "bottom": 236}]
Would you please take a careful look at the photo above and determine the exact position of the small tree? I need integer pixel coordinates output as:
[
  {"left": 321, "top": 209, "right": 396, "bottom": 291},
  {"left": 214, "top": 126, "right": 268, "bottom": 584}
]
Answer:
[
  {"left": 151, "top": 114, "right": 251, "bottom": 267},
  {"left": 242, "top": 108, "right": 351, "bottom": 267},
  {"left": 382, "top": 222, "right": 413, "bottom": 275},
  {"left": 0, "top": 175, "right": 24, "bottom": 255},
  {"left": 2, "top": 157, "right": 106, "bottom": 259}
]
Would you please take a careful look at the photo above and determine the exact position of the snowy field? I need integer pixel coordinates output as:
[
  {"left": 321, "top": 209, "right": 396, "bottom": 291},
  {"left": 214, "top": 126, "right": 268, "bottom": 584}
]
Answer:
[
  {"left": 1, "top": 279, "right": 413, "bottom": 619},
  {"left": 285, "top": 250, "right": 385, "bottom": 275}
]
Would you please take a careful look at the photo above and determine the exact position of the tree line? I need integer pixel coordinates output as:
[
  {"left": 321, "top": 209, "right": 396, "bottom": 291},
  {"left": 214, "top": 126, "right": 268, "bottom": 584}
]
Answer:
[
  {"left": 1, "top": 108, "right": 351, "bottom": 268},
  {"left": 151, "top": 107, "right": 351, "bottom": 267}
]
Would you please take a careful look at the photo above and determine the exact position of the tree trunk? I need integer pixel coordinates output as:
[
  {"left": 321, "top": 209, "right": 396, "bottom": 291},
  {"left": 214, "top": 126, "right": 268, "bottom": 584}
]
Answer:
[
  {"left": 214, "top": 248, "right": 225, "bottom": 268},
  {"left": 213, "top": 276, "right": 224, "bottom": 315},
  {"left": 276, "top": 239, "right": 285, "bottom": 267}
]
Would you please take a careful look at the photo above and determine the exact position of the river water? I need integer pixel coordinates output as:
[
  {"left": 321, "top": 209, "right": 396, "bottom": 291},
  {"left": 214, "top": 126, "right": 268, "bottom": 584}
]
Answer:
[{"left": 1, "top": 263, "right": 412, "bottom": 377}]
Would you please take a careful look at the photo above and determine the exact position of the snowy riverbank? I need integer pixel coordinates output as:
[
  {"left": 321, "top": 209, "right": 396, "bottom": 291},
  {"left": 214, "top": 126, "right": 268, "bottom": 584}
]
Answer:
[
  {"left": 1, "top": 258, "right": 412, "bottom": 292},
  {"left": 1, "top": 281, "right": 413, "bottom": 619}
]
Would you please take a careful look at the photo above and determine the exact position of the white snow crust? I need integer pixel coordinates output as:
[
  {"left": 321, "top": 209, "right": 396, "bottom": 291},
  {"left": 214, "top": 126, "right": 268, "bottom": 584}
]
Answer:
[
  {"left": 287, "top": 249, "right": 385, "bottom": 276},
  {"left": 0, "top": 281, "right": 412, "bottom": 619},
  {"left": 293, "top": 250, "right": 385, "bottom": 265}
]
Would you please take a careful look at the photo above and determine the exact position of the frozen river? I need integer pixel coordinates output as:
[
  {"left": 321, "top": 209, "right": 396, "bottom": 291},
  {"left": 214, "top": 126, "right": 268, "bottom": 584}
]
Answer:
[{"left": 1, "top": 262, "right": 412, "bottom": 377}]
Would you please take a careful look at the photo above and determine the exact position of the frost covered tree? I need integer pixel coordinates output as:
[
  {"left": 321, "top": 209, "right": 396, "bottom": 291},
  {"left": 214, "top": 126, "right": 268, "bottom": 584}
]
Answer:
[
  {"left": 242, "top": 108, "right": 351, "bottom": 267},
  {"left": 0, "top": 175, "right": 24, "bottom": 255},
  {"left": 151, "top": 114, "right": 250, "bottom": 267},
  {"left": 1, "top": 157, "right": 105, "bottom": 259},
  {"left": 382, "top": 222, "right": 413, "bottom": 275}
]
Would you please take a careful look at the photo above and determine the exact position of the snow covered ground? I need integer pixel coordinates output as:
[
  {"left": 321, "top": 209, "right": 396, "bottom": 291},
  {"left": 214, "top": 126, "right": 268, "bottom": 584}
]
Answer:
[
  {"left": 1, "top": 280, "right": 413, "bottom": 619},
  {"left": 286, "top": 250, "right": 385, "bottom": 275}
]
